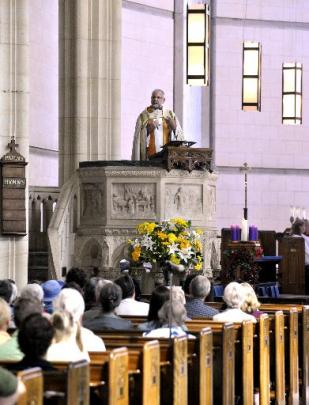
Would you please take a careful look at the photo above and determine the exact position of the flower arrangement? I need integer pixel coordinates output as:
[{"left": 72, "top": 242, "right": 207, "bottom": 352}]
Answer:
[{"left": 129, "top": 217, "right": 204, "bottom": 271}]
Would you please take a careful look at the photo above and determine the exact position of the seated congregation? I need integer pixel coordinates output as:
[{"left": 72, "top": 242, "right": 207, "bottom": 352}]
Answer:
[{"left": 0, "top": 268, "right": 307, "bottom": 404}]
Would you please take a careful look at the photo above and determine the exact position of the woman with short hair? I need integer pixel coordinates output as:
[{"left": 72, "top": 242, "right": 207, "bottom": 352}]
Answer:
[{"left": 213, "top": 282, "right": 256, "bottom": 323}]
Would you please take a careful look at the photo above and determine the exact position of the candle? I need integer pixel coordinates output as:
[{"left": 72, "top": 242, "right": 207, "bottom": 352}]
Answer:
[
  {"left": 230, "top": 225, "right": 237, "bottom": 241},
  {"left": 249, "top": 226, "right": 253, "bottom": 241},
  {"left": 236, "top": 225, "right": 241, "bottom": 241},
  {"left": 241, "top": 219, "right": 248, "bottom": 241},
  {"left": 302, "top": 208, "right": 306, "bottom": 220}
]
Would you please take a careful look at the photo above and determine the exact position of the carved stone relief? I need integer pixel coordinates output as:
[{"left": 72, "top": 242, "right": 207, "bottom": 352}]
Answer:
[
  {"left": 205, "top": 185, "right": 216, "bottom": 220},
  {"left": 81, "top": 183, "right": 104, "bottom": 218},
  {"left": 165, "top": 184, "right": 203, "bottom": 218},
  {"left": 79, "top": 238, "right": 104, "bottom": 270},
  {"left": 111, "top": 183, "right": 156, "bottom": 219}
]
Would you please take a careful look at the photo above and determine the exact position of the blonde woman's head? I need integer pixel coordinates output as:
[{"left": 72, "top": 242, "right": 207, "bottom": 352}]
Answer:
[
  {"left": 51, "top": 310, "right": 76, "bottom": 343},
  {"left": 240, "top": 282, "right": 260, "bottom": 313}
]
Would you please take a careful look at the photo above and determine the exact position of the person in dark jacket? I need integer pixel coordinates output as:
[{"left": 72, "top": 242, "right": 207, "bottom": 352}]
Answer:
[
  {"left": 83, "top": 283, "right": 133, "bottom": 331},
  {"left": 185, "top": 275, "right": 219, "bottom": 319}
]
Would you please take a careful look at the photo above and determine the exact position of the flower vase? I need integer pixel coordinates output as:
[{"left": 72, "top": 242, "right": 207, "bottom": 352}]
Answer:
[
  {"left": 163, "top": 267, "right": 173, "bottom": 287},
  {"left": 162, "top": 262, "right": 187, "bottom": 287}
]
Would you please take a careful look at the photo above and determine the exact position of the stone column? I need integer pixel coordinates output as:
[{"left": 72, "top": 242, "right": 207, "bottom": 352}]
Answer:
[
  {"left": 0, "top": 0, "right": 29, "bottom": 289},
  {"left": 59, "top": 0, "right": 122, "bottom": 185}
]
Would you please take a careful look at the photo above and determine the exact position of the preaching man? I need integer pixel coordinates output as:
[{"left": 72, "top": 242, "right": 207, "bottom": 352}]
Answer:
[{"left": 131, "top": 89, "right": 184, "bottom": 160}]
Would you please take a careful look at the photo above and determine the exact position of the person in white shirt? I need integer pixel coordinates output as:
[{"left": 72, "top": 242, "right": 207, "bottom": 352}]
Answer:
[
  {"left": 114, "top": 275, "right": 149, "bottom": 316},
  {"left": 213, "top": 282, "right": 256, "bottom": 323}
]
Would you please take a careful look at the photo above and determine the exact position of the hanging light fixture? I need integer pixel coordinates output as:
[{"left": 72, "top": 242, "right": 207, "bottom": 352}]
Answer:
[
  {"left": 186, "top": 1, "right": 210, "bottom": 86},
  {"left": 242, "top": 41, "right": 261, "bottom": 111},
  {"left": 282, "top": 62, "right": 302, "bottom": 125}
]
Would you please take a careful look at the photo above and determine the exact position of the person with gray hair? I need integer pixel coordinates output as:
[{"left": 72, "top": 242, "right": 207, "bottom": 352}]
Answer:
[
  {"left": 185, "top": 275, "right": 219, "bottom": 319},
  {"left": 213, "top": 282, "right": 256, "bottom": 323},
  {"left": 0, "top": 297, "right": 43, "bottom": 361},
  {"left": 144, "top": 300, "right": 195, "bottom": 339},
  {"left": 83, "top": 283, "right": 133, "bottom": 331},
  {"left": 20, "top": 284, "right": 44, "bottom": 303},
  {"left": 131, "top": 89, "right": 184, "bottom": 160}
]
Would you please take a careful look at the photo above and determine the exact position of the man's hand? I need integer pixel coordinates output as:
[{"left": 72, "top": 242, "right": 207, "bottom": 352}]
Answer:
[{"left": 165, "top": 116, "right": 176, "bottom": 131}]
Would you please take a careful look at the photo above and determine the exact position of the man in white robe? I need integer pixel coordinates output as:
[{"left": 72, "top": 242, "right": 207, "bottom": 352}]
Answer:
[{"left": 131, "top": 89, "right": 184, "bottom": 160}]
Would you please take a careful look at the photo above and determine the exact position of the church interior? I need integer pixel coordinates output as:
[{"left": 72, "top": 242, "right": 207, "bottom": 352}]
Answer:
[{"left": 0, "top": 0, "right": 309, "bottom": 403}]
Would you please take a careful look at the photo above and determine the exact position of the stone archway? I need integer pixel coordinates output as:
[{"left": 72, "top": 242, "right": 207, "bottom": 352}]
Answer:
[{"left": 79, "top": 238, "right": 105, "bottom": 273}]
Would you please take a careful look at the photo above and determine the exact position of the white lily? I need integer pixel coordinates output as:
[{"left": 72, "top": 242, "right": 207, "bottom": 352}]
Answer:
[
  {"left": 168, "top": 243, "right": 179, "bottom": 255},
  {"left": 141, "top": 235, "right": 155, "bottom": 250},
  {"left": 178, "top": 247, "right": 194, "bottom": 263}
]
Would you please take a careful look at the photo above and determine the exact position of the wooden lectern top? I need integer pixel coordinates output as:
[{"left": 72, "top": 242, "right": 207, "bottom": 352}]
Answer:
[{"left": 149, "top": 141, "right": 212, "bottom": 172}]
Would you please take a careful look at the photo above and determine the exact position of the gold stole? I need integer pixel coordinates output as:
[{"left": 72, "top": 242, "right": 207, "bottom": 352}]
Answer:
[{"left": 146, "top": 108, "right": 170, "bottom": 158}]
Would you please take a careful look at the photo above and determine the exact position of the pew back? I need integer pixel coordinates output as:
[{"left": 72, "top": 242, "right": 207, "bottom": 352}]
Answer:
[{"left": 17, "top": 367, "right": 43, "bottom": 405}]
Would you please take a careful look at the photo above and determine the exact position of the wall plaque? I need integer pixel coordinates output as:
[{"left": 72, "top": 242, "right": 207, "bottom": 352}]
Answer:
[{"left": 0, "top": 137, "right": 27, "bottom": 235}]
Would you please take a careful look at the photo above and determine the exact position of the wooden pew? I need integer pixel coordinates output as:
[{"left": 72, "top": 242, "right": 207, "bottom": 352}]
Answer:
[
  {"left": 103, "top": 336, "right": 188, "bottom": 405},
  {"left": 17, "top": 367, "right": 43, "bottom": 405},
  {"left": 302, "top": 306, "right": 309, "bottom": 404},
  {"left": 275, "top": 311, "right": 285, "bottom": 405},
  {"left": 258, "top": 314, "right": 270, "bottom": 405},
  {"left": 197, "top": 328, "right": 213, "bottom": 405},
  {"left": 1, "top": 360, "right": 89, "bottom": 405},
  {"left": 54, "top": 350, "right": 128, "bottom": 405},
  {"left": 187, "top": 319, "right": 256, "bottom": 405},
  {"left": 99, "top": 326, "right": 231, "bottom": 405},
  {"left": 172, "top": 335, "right": 188, "bottom": 405},
  {"left": 242, "top": 320, "right": 254, "bottom": 405},
  {"left": 289, "top": 308, "right": 299, "bottom": 404},
  {"left": 89, "top": 342, "right": 159, "bottom": 405},
  {"left": 119, "top": 301, "right": 306, "bottom": 404},
  {"left": 46, "top": 359, "right": 90, "bottom": 405}
]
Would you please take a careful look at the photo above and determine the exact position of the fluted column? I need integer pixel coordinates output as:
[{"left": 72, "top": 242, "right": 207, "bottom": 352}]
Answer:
[
  {"left": 0, "top": 0, "right": 29, "bottom": 288},
  {"left": 59, "top": 0, "right": 122, "bottom": 185}
]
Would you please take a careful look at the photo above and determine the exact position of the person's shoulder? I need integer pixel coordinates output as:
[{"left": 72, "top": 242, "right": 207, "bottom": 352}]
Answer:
[
  {"left": 0, "top": 366, "right": 18, "bottom": 396},
  {"left": 81, "top": 327, "right": 106, "bottom": 351},
  {"left": 0, "top": 335, "right": 23, "bottom": 361},
  {"left": 204, "top": 304, "right": 219, "bottom": 315}
]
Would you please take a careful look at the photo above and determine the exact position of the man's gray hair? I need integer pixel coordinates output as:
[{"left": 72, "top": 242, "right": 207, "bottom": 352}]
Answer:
[
  {"left": 152, "top": 89, "right": 165, "bottom": 96},
  {"left": 95, "top": 279, "right": 112, "bottom": 302},
  {"left": 20, "top": 284, "right": 44, "bottom": 302},
  {"left": 189, "top": 275, "right": 211, "bottom": 299}
]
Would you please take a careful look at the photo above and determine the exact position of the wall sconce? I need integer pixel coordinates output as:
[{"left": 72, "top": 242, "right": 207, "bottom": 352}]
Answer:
[
  {"left": 282, "top": 63, "right": 302, "bottom": 125},
  {"left": 186, "top": 2, "right": 210, "bottom": 86},
  {"left": 242, "top": 41, "right": 261, "bottom": 111}
]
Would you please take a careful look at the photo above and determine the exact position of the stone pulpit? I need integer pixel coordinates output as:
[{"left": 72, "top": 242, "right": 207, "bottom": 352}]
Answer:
[{"left": 70, "top": 150, "right": 218, "bottom": 280}]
